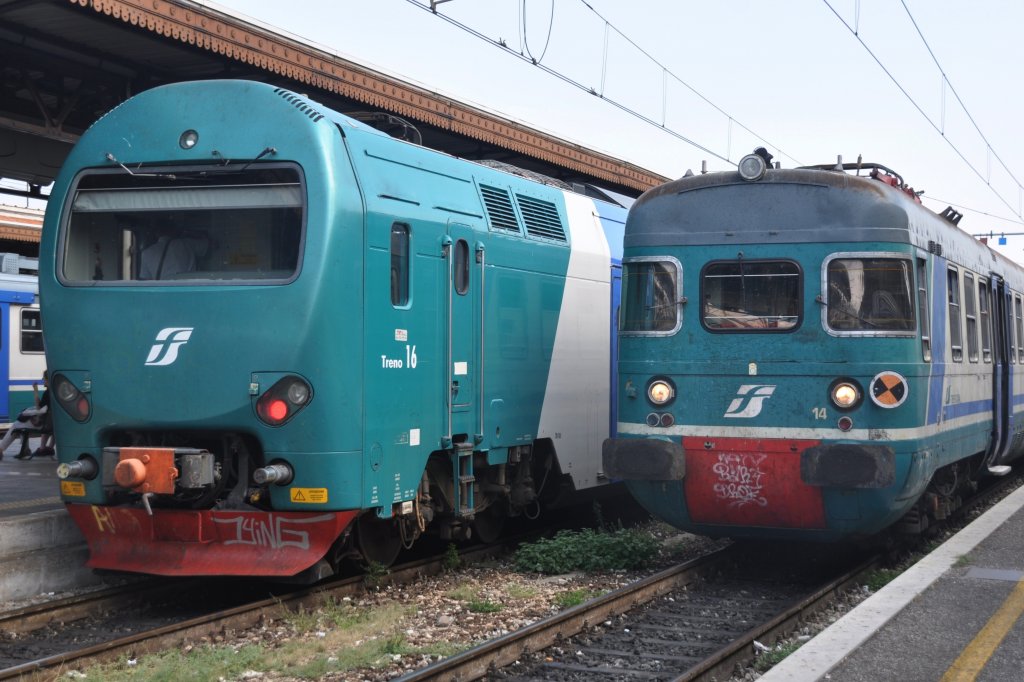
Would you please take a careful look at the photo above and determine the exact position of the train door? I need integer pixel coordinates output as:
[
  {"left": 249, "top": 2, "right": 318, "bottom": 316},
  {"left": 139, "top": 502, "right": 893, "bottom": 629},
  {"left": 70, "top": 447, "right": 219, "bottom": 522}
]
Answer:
[
  {"left": 444, "top": 222, "right": 483, "bottom": 445},
  {"left": 985, "top": 275, "right": 1012, "bottom": 472},
  {"left": 0, "top": 302, "right": 8, "bottom": 421},
  {"left": 609, "top": 262, "right": 622, "bottom": 438}
]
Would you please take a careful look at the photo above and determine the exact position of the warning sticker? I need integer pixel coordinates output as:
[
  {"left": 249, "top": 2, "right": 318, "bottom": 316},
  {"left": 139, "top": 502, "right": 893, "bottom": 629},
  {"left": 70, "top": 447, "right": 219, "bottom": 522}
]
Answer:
[
  {"left": 290, "top": 487, "right": 329, "bottom": 504},
  {"left": 61, "top": 481, "right": 87, "bottom": 497}
]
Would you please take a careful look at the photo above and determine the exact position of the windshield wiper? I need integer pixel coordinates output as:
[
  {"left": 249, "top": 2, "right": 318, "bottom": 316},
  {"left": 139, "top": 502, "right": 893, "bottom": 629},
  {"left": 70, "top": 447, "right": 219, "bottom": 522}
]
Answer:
[
  {"left": 815, "top": 294, "right": 879, "bottom": 329},
  {"left": 104, "top": 153, "right": 176, "bottom": 180}
]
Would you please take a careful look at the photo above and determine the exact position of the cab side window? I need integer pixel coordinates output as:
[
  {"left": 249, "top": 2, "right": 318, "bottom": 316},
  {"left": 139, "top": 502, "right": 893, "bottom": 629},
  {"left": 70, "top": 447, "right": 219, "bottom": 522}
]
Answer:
[{"left": 390, "top": 223, "right": 410, "bottom": 307}]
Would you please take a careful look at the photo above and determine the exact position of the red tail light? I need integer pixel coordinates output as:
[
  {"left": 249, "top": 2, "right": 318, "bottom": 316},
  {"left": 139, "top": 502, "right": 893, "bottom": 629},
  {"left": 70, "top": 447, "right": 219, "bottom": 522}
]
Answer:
[
  {"left": 53, "top": 374, "right": 91, "bottom": 422},
  {"left": 255, "top": 376, "right": 312, "bottom": 426}
]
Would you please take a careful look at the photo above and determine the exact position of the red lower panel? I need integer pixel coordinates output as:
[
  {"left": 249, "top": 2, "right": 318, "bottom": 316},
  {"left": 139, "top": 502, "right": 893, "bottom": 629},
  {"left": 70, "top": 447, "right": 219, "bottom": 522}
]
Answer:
[
  {"left": 683, "top": 437, "right": 826, "bottom": 529},
  {"left": 66, "top": 505, "right": 358, "bottom": 576}
]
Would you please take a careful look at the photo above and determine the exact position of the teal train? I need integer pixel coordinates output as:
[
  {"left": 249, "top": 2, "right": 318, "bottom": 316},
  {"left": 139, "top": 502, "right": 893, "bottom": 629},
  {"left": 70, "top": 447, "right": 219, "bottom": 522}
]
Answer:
[
  {"left": 604, "top": 150, "right": 1024, "bottom": 541},
  {"left": 41, "top": 80, "right": 627, "bottom": 578}
]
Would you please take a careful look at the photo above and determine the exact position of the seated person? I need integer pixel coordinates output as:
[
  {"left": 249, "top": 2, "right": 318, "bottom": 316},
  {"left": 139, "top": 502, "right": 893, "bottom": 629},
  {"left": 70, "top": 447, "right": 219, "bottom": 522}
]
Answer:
[
  {"left": 0, "top": 372, "right": 50, "bottom": 460},
  {"left": 140, "top": 228, "right": 209, "bottom": 279}
]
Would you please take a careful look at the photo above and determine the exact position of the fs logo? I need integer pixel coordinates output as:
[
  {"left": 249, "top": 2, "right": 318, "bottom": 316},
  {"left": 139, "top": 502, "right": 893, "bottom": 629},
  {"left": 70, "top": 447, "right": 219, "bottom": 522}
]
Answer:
[
  {"left": 145, "top": 327, "right": 194, "bottom": 366},
  {"left": 723, "top": 384, "right": 777, "bottom": 419}
]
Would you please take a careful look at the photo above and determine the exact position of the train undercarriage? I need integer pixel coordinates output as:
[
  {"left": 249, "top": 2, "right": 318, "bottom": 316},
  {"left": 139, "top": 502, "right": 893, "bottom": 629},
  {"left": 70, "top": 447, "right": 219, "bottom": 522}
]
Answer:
[{"left": 75, "top": 430, "right": 569, "bottom": 578}]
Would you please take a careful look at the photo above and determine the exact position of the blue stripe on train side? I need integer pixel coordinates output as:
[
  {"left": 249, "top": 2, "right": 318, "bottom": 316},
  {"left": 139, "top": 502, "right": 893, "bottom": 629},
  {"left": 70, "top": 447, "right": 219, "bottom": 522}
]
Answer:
[{"left": 942, "top": 399, "right": 993, "bottom": 420}]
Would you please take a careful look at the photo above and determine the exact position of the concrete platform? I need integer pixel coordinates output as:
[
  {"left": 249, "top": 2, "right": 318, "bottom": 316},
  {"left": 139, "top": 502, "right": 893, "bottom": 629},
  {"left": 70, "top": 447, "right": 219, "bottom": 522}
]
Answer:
[
  {"left": 0, "top": 437, "right": 105, "bottom": 603},
  {"left": 761, "top": 481, "right": 1024, "bottom": 681}
]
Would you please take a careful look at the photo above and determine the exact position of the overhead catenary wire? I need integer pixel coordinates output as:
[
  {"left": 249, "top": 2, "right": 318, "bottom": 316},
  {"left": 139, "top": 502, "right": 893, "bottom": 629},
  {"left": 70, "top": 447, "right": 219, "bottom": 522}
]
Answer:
[
  {"left": 416, "top": 0, "right": 1016, "bottom": 231},
  {"left": 921, "top": 195, "right": 1024, "bottom": 228},
  {"left": 822, "top": 0, "right": 1024, "bottom": 223},
  {"left": 407, "top": 0, "right": 799, "bottom": 167},
  {"left": 521, "top": 0, "right": 554, "bottom": 64}
]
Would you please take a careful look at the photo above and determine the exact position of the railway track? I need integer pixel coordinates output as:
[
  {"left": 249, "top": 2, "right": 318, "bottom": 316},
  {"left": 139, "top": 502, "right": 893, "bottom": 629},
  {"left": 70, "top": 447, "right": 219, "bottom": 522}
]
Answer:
[
  {"left": 393, "top": 542, "right": 879, "bottom": 682},
  {"left": 2, "top": 474, "right": 1017, "bottom": 680},
  {"left": 0, "top": 540, "right": 513, "bottom": 680},
  {"left": 396, "top": 472, "right": 1024, "bottom": 682}
]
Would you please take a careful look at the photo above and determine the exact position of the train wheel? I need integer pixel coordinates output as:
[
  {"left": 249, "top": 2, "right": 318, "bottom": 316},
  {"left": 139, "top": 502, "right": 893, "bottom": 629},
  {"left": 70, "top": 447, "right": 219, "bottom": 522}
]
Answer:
[
  {"left": 472, "top": 503, "right": 507, "bottom": 544},
  {"left": 355, "top": 512, "right": 403, "bottom": 567}
]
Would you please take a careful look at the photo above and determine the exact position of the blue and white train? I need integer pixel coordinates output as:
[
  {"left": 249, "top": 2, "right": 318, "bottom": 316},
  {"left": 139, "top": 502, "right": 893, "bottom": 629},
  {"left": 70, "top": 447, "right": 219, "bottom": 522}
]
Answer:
[
  {"left": 0, "top": 253, "right": 44, "bottom": 426},
  {"left": 605, "top": 153, "right": 1024, "bottom": 541}
]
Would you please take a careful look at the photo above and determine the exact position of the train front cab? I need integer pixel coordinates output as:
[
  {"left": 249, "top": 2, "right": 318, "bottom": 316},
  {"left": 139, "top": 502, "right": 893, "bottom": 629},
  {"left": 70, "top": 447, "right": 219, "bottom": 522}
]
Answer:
[
  {"left": 43, "top": 80, "right": 626, "bottom": 578},
  {"left": 605, "top": 225, "right": 1021, "bottom": 541},
  {"left": 42, "top": 81, "right": 373, "bottom": 577}
]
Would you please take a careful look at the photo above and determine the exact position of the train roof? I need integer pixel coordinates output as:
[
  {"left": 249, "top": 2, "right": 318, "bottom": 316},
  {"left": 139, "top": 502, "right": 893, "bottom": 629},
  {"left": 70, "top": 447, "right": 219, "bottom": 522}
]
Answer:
[
  {"left": 626, "top": 168, "right": 923, "bottom": 247},
  {"left": 627, "top": 165, "right": 1020, "bottom": 275}
]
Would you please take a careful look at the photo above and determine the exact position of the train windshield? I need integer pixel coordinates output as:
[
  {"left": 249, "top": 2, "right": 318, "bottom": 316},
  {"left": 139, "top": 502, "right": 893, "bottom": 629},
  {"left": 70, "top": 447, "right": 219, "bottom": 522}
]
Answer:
[
  {"left": 826, "top": 257, "right": 915, "bottom": 333},
  {"left": 702, "top": 260, "right": 801, "bottom": 331},
  {"left": 620, "top": 258, "right": 681, "bottom": 334},
  {"left": 60, "top": 165, "right": 304, "bottom": 285}
]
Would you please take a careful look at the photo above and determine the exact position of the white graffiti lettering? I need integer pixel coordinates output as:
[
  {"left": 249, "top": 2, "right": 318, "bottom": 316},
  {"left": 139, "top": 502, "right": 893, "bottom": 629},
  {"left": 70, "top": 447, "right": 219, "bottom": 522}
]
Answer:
[
  {"left": 213, "top": 513, "right": 335, "bottom": 549},
  {"left": 710, "top": 453, "right": 769, "bottom": 508}
]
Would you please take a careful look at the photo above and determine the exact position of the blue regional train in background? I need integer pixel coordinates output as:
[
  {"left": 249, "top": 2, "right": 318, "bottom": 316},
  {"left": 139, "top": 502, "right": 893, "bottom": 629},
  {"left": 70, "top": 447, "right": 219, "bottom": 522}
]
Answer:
[
  {"left": 604, "top": 149, "right": 1024, "bottom": 541},
  {"left": 0, "top": 253, "right": 45, "bottom": 424},
  {"left": 41, "top": 80, "right": 628, "bottom": 578}
]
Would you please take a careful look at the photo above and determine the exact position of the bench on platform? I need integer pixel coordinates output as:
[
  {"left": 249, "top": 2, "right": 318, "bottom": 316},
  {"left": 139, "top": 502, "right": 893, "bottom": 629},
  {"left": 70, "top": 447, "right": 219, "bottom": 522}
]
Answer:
[{"left": 9, "top": 425, "right": 52, "bottom": 459}]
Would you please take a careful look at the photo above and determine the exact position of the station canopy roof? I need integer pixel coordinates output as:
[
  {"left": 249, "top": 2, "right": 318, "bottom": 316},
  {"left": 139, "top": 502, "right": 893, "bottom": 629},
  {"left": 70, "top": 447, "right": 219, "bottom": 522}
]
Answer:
[{"left": 0, "top": 0, "right": 668, "bottom": 203}]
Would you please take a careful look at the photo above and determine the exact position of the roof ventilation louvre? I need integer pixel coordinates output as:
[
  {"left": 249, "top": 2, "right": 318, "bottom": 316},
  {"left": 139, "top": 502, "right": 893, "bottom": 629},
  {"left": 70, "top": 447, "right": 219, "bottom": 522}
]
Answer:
[
  {"left": 480, "top": 186, "right": 520, "bottom": 233},
  {"left": 516, "top": 195, "right": 566, "bottom": 242},
  {"left": 273, "top": 88, "right": 325, "bottom": 123}
]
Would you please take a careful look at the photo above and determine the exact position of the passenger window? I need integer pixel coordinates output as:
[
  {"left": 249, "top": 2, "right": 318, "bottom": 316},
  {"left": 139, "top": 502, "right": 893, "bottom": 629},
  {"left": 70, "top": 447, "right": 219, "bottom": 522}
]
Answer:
[
  {"left": 621, "top": 258, "right": 681, "bottom": 334},
  {"left": 1016, "top": 296, "right": 1024, "bottom": 363},
  {"left": 1009, "top": 295, "right": 1017, "bottom": 365},
  {"left": 948, "top": 269, "right": 963, "bottom": 362},
  {"left": 703, "top": 259, "right": 800, "bottom": 332},
  {"left": 20, "top": 309, "right": 43, "bottom": 353},
  {"left": 826, "top": 257, "right": 914, "bottom": 333},
  {"left": 454, "top": 239, "right": 469, "bottom": 295},
  {"left": 964, "top": 273, "right": 978, "bottom": 362},
  {"left": 978, "top": 278, "right": 991, "bottom": 363},
  {"left": 916, "top": 258, "right": 931, "bottom": 362},
  {"left": 390, "top": 223, "right": 410, "bottom": 306}
]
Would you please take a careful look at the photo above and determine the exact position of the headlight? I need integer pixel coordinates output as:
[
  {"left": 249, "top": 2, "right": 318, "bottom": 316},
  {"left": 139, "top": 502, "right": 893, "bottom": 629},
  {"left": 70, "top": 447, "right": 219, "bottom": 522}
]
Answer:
[
  {"left": 737, "top": 153, "right": 768, "bottom": 181},
  {"left": 179, "top": 129, "right": 199, "bottom": 149},
  {"left": 647, "top": 379, "right": 675, "bottom": 406},
  {"left": 830, "top": 380, "right": 862, "bottom": 410}
]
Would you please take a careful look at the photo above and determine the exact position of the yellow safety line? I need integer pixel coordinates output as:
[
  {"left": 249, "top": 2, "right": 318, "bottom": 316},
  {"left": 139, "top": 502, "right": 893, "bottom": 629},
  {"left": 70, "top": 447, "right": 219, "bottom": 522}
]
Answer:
[
  {"left": 0, "top": 497, "right": 62, "bottom": 511},
  {"left": 941, "top": 579, "right": 1024, "bottom": 681}
]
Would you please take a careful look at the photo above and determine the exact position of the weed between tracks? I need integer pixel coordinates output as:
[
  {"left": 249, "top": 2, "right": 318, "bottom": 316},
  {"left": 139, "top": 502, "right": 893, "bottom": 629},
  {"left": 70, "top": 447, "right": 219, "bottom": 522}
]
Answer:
[{"left": 70, "top": 522, "right": 717, "bottom": 681}]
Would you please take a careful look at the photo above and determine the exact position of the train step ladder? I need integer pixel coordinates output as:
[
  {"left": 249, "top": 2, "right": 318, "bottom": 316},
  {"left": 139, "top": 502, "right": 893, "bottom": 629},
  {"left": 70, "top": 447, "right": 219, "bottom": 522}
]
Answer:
[{"left": 452, "top": 442, "right": 475, "bottom": 518}]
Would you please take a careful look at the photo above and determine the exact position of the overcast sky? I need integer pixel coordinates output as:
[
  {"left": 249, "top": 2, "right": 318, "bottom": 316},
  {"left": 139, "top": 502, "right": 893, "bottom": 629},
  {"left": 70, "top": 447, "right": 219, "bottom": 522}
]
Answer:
[
  {"left": 15, "top": 1, "right": 1024, "bottom": 262},
  {"left": 203, "top": 0, "right": 1024, "bottom": 257}
]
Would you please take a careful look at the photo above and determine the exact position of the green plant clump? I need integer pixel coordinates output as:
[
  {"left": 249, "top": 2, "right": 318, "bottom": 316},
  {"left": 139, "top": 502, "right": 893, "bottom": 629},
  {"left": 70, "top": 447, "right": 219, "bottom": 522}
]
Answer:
[
  {"left": 863, "top": 567, "right": 902, "bottom": 592},
  {"left": 512, "top": 527, "right": 658, "bottom": 574},
  {"left": 467, "top": 599, "right": 503, "bottom": 613},
  {"left": 554, "top": 588, "right": 601, "bottom": 609},
  {"left": 754, "top": 641, "right": 803, "bottom": 672},
  {"left": 442, "top": 542, "right": 462, "bottom": 571}
]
